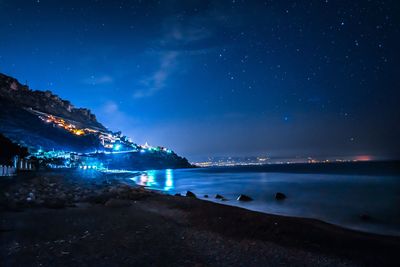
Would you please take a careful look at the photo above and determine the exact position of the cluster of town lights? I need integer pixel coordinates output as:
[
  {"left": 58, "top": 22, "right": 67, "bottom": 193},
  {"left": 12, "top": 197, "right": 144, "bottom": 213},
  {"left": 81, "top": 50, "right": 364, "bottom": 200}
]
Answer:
[
  {"left": 79, "top": 165, "right": 99, "bottom": 170},
  {"left": 37, "top": 111, "right": 174, "bottom": 155},
  {"left": 40, "top": 115, "right": 92, "bottom": 136}
]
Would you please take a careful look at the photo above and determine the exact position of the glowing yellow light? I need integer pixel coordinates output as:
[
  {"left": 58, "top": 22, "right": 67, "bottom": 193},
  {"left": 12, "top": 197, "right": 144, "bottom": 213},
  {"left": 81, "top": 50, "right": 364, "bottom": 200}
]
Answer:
[{"left": 74, "top": 129, "right": 85, "bottom": 136}]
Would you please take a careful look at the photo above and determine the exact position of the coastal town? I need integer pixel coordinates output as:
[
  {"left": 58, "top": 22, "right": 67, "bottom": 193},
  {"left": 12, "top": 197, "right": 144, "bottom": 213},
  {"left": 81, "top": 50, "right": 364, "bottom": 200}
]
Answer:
[
  {"left": 30, "top": 107, "right": 172, "bottom": 154},
  {"left": 1, "top": 0, "right": 399, "bottom": 265}
]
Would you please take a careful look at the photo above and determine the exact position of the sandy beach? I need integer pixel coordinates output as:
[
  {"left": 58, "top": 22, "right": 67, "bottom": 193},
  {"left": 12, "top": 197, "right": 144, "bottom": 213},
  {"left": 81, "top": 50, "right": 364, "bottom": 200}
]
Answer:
[{"left": 1, "top": 170, "right": 400, "bottom": 266}]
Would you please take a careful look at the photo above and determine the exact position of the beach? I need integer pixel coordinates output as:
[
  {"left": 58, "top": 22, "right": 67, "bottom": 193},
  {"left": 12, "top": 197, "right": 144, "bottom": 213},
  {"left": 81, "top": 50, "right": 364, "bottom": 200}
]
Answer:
[
  {"left": 133, "top": 163, "right": 400, "bottom": 236},
  {"left": 1, "top": 170, "right": 400, "bottom": 266}
]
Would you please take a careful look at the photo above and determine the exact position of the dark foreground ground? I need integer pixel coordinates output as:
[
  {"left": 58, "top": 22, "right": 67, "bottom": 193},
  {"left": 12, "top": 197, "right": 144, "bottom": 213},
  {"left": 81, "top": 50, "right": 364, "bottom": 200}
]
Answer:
[{"left": 1, "top": 170, "right": 400, "bottom": 267}]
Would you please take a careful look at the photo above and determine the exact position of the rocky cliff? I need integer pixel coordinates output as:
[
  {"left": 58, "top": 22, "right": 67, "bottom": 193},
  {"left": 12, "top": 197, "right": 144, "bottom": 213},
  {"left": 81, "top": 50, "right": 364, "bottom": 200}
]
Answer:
[
  {"left": 0, "top": 73, "right": 106, "bottom": 131},
  {"left": 0, "top": 99, "right": 103, "bottom": 153}
]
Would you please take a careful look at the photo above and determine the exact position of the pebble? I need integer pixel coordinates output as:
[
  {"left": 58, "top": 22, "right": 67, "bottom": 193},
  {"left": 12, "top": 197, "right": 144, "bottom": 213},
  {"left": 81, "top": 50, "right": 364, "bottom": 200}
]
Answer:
[
  {"left": 186, "top": 191, "right": 196, "bottom": 198},
  {"left": 1, "top": 175, "right": 153, "bottom": 210}
]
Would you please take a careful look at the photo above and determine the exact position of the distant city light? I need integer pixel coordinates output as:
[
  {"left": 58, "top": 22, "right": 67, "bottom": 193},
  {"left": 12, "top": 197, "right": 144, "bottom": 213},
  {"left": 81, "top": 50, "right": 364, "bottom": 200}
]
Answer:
[{"left": 354, "top": 155, "right": 373, "bottom": 161}]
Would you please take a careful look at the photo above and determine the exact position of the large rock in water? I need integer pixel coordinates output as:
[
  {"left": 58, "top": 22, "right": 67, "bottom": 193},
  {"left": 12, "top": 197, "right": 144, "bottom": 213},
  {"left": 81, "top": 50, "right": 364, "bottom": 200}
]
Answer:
[
  {"left": 185, "top": 191, "right": 196, "bottom": 198},
  {"left": 237, "top": 194, "right": 253, "bottom": 201},
  {"left": 215, "top": 194, "right": 224, "bottom": 199},
  {"left": 275, "top": 192, "right": 286, "bottom": 200}
]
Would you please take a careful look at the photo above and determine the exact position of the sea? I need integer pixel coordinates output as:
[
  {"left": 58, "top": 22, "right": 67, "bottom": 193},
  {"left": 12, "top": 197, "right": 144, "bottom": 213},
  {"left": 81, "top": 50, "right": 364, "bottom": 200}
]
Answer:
[{"left": 129, "top": 161, "right": 400, "bottom": 236}]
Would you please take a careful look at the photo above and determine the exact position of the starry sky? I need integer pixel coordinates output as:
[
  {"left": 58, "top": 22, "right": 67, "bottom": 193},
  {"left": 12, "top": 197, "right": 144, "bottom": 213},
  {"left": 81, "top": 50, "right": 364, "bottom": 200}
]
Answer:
[{"left": 1, "top": 0, "right": 399, "bottom": 160}]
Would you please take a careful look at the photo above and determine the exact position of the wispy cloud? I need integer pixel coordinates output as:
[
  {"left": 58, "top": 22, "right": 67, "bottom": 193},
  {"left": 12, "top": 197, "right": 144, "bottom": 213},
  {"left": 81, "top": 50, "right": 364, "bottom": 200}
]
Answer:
[
  {"left": 102, "top": 101, "right": 119, "bottom": 113},
  {"left": 133, "top": 51, "right": 178, "bottom": 98},
  {"left": 132, "top": 10, "right": 225, "bottom": 99},
  {"left": 162, "top": 24, "right": 212, "bottom": 47},
  {"left": 83, "top": 75, "right": 113, "bottom": 85},
  {"left": 97, "top": 101, "right": 139, "bottom": 136}
]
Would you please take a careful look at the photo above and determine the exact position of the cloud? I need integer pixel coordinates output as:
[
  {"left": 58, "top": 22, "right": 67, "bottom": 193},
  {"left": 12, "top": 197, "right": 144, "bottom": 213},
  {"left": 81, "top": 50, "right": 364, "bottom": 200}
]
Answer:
[
  {"left": 103, "top": 101, "right": 118, "bottom": 113},
  {"left": 132, "top": 10, "right": 224, "bottom": 99},
  {"left": 133, "top": 51, "right": 178, "bottom": 98},
  {"left": 97, "top": 101, "right": 139, "bottom": 137},
  {"left": 163, "top": 24, "right": 212, "bottom": 46},
  {"left": 83, "top": 75, "right": 113, "bottom": 85}
]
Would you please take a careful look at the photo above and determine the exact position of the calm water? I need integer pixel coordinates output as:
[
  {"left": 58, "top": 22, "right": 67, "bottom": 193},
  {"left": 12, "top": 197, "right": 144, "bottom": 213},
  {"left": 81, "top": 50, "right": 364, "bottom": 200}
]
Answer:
[{"left": 129, "top": 166, "right": 400, "bottom": 236}]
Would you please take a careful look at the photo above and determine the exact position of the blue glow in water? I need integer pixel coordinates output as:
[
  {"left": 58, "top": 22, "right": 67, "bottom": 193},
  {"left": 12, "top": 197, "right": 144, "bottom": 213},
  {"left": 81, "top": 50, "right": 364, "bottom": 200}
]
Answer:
[
  {"left": 132, "top": 167, "right": 400, "bottom": 236},
  {"left": 147, "top": 170, "right": 157, "bottom": 187},
  {"left": 134, "top": 169, "right": 174, "bottom": 191},
  {"left": 164, "top": 169, "right": 174, "bottom": 191}
]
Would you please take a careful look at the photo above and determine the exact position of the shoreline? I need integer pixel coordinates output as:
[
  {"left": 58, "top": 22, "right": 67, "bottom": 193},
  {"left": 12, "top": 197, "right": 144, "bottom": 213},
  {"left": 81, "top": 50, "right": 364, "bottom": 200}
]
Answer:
[
  {"left": 192, "top": 197, "right": 400, "bottom": 238},
  {"left": 183, "top": 194, "right": 400, "bottom": 238},
  {"left": 1, "top": 170, "right": 400, "bottom": 266},
  {"left": 130, "top": 166, "right": 400, "bottom": 237}
]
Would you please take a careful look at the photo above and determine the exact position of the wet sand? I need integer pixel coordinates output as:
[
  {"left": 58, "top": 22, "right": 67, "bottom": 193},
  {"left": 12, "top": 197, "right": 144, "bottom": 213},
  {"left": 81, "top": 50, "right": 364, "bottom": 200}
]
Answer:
[{"left": 1, "top": 170, "right": 400, "bottom": 266}]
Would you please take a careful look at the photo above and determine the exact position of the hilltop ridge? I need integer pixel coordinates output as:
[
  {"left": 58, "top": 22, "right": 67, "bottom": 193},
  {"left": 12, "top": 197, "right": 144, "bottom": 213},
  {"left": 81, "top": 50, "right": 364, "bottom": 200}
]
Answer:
[{"left": 0, "top": 73, "right": 106, "bottom": 131}]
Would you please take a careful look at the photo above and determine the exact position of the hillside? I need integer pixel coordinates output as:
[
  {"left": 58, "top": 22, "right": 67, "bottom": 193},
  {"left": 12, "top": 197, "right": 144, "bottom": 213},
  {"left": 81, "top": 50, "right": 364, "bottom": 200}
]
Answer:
[
  {"left": 0, "top": 98, "right": 103, "bottom": 153},
  {"left": 0, "top": 73, "right": 106, "bottom": 131},
  {"left": 0, "top": 72, "right": 191, "bottom": 170}
]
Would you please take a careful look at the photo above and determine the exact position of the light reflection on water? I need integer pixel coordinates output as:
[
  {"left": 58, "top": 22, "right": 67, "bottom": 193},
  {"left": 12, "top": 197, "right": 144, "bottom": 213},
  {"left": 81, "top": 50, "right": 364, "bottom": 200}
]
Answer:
[
  {"left": 132, "top": 169, "right": 174, "bottom": 191},
  {"left": 130, "top": 168, "right": 400, "bottom": 236},
  {"left": 165, "top": 169, "right": 174, "bottom": 191}
]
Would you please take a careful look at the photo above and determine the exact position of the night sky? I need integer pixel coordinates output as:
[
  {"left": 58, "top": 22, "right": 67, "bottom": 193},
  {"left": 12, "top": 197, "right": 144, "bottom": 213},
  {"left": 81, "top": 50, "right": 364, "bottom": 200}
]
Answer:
[{"left": 1, "top": 0, "right": 399, "bottom": 160}]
